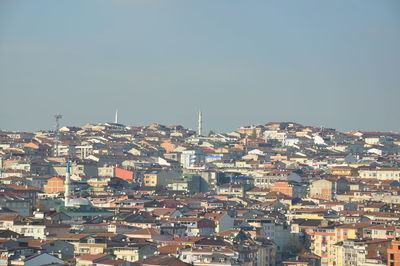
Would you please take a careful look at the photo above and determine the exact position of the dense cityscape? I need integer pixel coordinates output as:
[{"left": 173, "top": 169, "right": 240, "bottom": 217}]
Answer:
[
  {"left": 0, "top": 117, "right": 400, "bottom": 266},
  {"left": 2, "top": 0, "right": 399, "bottom": 265}
]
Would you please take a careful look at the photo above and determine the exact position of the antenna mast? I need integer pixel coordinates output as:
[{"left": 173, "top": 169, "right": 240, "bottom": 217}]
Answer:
[{"left": 54, "top": 114, "right": 62, "bottom": 157}]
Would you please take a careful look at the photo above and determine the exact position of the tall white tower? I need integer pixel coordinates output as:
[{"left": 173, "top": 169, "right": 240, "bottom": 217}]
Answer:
[
  {"left": 64, "top": 162, "right": 71, "bottom": 207},
  {"left": 54, "top": 114, "right": 62, "bottom": 157},
  {"left": 198, "top": 111, "right": 202, "bottom": 136},
  {"left": 115, "top": 109, "right": 118, "bottom": 124}
]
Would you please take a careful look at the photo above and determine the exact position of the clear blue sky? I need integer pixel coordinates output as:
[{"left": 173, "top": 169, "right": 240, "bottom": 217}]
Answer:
[{"left": 1, "top": 0, "right": 399, "bottom": 133}]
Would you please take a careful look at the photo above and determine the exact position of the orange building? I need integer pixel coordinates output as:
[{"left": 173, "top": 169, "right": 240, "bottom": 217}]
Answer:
[
  {"left": 115, "top": 168, "right": 134, "bottom": 180},
  {"left": 388, "top": 240, "right": 400, "bottom": 266},
  {"left": 160, "top": 141, "right": 176, "bottom": 153},
  {"left": 24, "top": 142, "right": 39, "bottom": 149},
  {"left": 270, "top": 181, "right": 293, "bottom": 197},
  {"left": 44, "top": 177, "right": 65, "bottom": 194}
]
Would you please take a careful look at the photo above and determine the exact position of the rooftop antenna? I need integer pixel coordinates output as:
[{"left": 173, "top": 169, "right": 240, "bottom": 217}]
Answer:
[
  {"left": 115, "top": 109, "right": 118, "bottom": 124},
  {"left": 198, "top": 111, "right": 202, "bottom": 136},
  {"left": 54, "top": 114, "right": 62, "bottom": 157}
]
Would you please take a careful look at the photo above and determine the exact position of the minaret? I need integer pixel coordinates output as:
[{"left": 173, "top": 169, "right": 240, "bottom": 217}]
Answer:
[
  {"left": 115, "top": 109, "right": 118, "bottom": 124},
  {"left": 54, "top": 114, "right": 62, "bottom": 157},
  {"left": 64, "top": 162, "right": 71, "bottom": 207},
  {"left": 198, "top": 111, "right": 202, "bottom": 136}
]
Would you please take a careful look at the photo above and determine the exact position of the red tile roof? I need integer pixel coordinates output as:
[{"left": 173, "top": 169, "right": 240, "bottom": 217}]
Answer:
[{"left": 78, "top": 253, "right": 108, "bottom": 261}]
